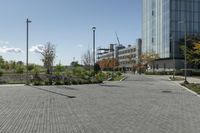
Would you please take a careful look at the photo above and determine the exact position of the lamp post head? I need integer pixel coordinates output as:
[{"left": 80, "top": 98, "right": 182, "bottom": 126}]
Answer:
[
  {"left": 26, "top": 18, "right": 32, "bottom": 23},
  {"left": 92, "top": 27, "right": 96, "bottom": 31}
]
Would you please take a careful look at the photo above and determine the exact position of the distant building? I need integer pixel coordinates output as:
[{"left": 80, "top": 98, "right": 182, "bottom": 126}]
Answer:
[
  {"left": 17, "top": 61, "right": 24, "bottom": 65},
  {"left": 97, "top": 39, "right": 142, "bottom": 71},
  {"left": 142, "top": 0, "right": 200, "bottom": 70}
]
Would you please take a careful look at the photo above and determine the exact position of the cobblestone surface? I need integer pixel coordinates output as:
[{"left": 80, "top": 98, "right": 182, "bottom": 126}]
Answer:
[{"left": 0, "top": 74, "right": 200, "bottom": 133}]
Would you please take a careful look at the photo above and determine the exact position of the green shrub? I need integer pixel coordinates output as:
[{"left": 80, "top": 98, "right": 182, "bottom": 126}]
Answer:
[
  {"left": 81, "top": 79, "right": 90, "bottom": 84},
  {"left": 83, "top": 75, "right": 90, "bottom": 80},
  {"left": 44, "top": 80, "right": 50, "bottom": 85},
  {"left": 63, "top": 76, "right": 71, "bottom": 85},
  {"left": 0, "top": 69, "right": 3, "bottom": 76},
  {"left": 27, "top": 64, "right": 34, "bottom": 71},
  {"left": 53, "top": 72, "right": 63, "bottom": 85},
  {"left": 94, "top": 63, "right": 101, "bottom": 74},
  {"left": 64, "top": 80, "right": 71, "bottom": 85},
  {"left": 55, "top": 64, "right": 65, "bottom": 72},
  {"left": 191, "top": 71, "right": 200, "bottom": 76},
  {"left": 33, "top": 80, "right": 43, "bottom": 86},
  {"left": 65, "top": 69, "right": 73, "bottom": 77},
  {"left": 116, "top": 72, "right": 122, "bottom": 76},
  {"left": 90, "top": 78, "right": 102, "bottom": 84},
  {"left": 55, "top": 81, "right": 63, "bottom": 85},
  {"left": 32, "top": 74, "right": 43, "bottom": 86},
  {"left": 16, "top": 65, "right": 24, "bottom": 74},
  {"left": 32, "top": 66, "right": 43, "bottom": 85},
  {"left": 71, "top": 79, "right": 78, "bottom": 85},
  {"left": 95, "top": 72, "right": 107, "bottom": 81},
  {"left": 78, "top": 79, "right": 82, "bottom": 84}
]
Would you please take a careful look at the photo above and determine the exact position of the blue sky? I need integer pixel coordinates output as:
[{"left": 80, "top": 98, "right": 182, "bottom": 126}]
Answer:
[{"left": 0, "top": 0, "right": 141, "bottom": 65}]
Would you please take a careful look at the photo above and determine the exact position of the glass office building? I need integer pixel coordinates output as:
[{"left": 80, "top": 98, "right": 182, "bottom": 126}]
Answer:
[{"left": 142, "top": 0, "right": 200, "bottom": 68}]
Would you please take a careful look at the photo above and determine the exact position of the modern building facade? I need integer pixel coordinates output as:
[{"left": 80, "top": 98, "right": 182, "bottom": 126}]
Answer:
[
  {"left": 97, "top": 39, "right": 142, "bottom": 70},
  {"left": 142, "top": 0, "right": 200, "bottom": 70}
]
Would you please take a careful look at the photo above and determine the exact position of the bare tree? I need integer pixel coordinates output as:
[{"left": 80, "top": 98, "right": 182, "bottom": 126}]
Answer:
[
  {"left": 81, "top": 50, "right": 93, "bottom": 69},
  {"left": 41, "top": 42, "right": 56, "bottom": 74}
]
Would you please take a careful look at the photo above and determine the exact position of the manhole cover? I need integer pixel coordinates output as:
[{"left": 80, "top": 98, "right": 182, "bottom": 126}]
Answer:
[
  {"left": 68, "top": 96, "right": 76, "bottom": 98},
  {"left": 162, "top": 90, "right": 172, "bottom": 93}
]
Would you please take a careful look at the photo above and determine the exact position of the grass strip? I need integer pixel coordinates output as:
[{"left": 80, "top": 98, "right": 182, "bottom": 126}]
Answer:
[{"left": 181, "top": 83, "right": 200, "bottom": 94}]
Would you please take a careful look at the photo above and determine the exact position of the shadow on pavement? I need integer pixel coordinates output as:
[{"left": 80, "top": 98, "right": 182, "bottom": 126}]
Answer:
[{"left": 29, "top": 86, "right": 76, "bottom": 98}]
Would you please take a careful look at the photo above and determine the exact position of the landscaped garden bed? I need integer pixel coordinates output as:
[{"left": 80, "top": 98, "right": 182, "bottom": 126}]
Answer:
[{"left": 181, "top": 83, "right": 200, "bottom": 94}]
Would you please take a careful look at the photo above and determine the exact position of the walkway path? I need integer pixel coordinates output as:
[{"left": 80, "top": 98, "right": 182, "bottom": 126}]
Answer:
[{"left": 0, "top": 74, "right": 200, "bottom": 133}]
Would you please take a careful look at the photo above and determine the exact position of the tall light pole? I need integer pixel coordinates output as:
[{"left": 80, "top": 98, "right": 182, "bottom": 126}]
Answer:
[
  {"left": 92, "top": 27, "right": 96, "bottom": 71},
  {"left": 171, "top": 34, "right": 175, "bottom": 79},
  {"left": 112, "top": 44, "right": 117, "bottom": 72},
  {"left": 179, "top": 20, "right": 188, "bottom": 84},
  {"left": 26, "top": 18, "right": 31, "bottom": 85}
]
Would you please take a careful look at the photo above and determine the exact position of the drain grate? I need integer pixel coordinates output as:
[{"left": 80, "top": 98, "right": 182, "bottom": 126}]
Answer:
[
  {"left": 162, "top": 90, "right": 172, "bottom": 93},
  {"left": 68, "top": 96, "right": 76, "bottom": 98}
]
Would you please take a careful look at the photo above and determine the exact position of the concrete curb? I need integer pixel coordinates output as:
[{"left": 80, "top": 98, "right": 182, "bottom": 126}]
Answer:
[
  {"left": 120, "top": 76, "right": 127, "bottom": 81},
  {"left": 0, "top": 84, "right": 25, "bottom": 87}
]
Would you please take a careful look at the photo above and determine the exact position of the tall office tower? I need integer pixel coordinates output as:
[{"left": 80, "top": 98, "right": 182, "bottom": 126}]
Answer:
[{"left": 142, "top": 0, "right": 200, "bottom": 69}]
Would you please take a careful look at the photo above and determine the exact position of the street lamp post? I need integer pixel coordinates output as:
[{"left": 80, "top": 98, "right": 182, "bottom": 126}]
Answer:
[
  {"left": 113, "top": 48, "right": 115, "bottom": 72},
  {"left": 26, "top": 18, "right": 31, "bottom": 85},
  {"left": 179, "top": 20, "right": 188, "bottom": 84},
  {"left": 112, "top": 44, "right": 116, "bottom": 72},
  {"left": 92, "top": 27, "right": 96, "bottom": 72},
  {"left": 171, "top": 35, "right": 175, "bottom": 79}
]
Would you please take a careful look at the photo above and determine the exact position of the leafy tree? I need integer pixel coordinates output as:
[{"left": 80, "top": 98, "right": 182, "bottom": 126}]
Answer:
[
  {"left": 108, "top": 58, "right": 119, "bottom": 70},
  {"left": 40, "top": 42, "right": 56, "bottom": 74},
  {"left": 140, "top": 51, "right": 159, "bottom": 72},
  {"left": 97, "top": 58, "right": 118, "bottom": 71},
  {"left": 179, "top": 35, "right": 200, "bottom": 67}
]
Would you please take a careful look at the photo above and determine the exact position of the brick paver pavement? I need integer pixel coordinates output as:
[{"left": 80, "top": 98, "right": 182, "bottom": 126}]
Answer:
[{"left": 0, "top": 74, "right": 200, "bottom": 133}]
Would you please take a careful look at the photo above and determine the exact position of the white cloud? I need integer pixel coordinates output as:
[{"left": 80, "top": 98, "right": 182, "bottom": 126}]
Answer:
[
  {"left": 0, "top": 46, "right": 22, "bottom": 53},
  {"left": 29, "top": 45, "right": 44, "bottom": 53}
]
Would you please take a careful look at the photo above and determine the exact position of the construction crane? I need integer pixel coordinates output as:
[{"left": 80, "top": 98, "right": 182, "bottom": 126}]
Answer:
[{"left": 115, "top": 32, "right": 121, "bottom": 46}]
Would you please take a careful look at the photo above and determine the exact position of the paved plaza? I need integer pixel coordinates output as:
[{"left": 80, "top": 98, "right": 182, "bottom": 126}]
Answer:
[{"left": 0, "top": 74, "right": 200, "bottom": 133}]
